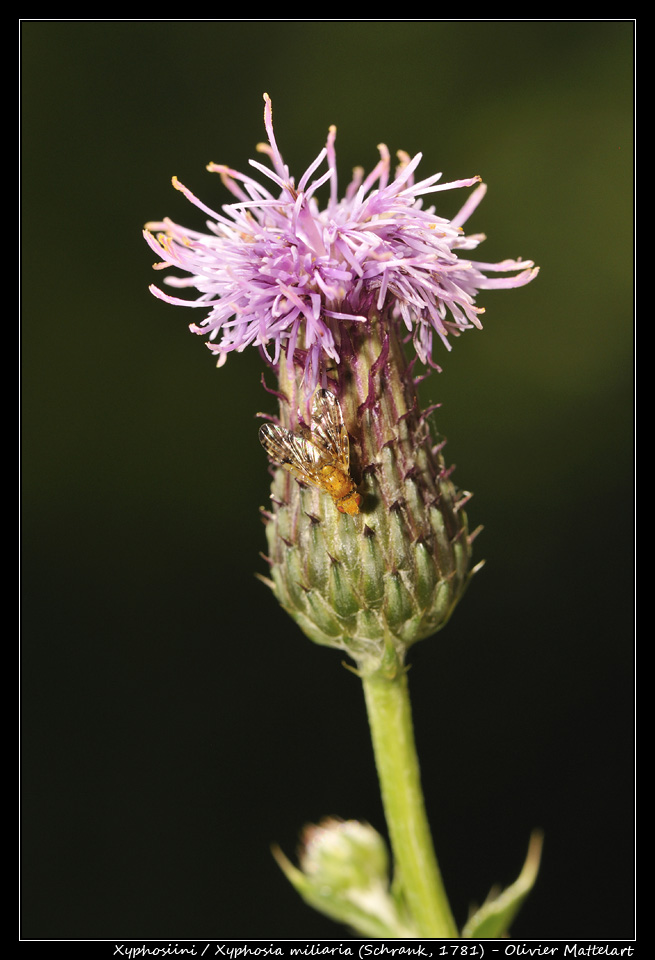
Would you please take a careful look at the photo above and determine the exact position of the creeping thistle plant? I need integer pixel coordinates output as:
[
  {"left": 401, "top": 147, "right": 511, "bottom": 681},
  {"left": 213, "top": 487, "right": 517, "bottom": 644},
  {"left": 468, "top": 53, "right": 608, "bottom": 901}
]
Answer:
[{"left": 145, "top": 94, "right": 541, "bottom": 939}]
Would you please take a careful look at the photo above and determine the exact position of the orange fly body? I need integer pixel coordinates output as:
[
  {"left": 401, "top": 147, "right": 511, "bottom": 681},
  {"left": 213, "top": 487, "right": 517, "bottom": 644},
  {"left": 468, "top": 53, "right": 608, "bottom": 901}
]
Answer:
[{"left": 259, "top": 389, "right": 361, "bottom": 516}]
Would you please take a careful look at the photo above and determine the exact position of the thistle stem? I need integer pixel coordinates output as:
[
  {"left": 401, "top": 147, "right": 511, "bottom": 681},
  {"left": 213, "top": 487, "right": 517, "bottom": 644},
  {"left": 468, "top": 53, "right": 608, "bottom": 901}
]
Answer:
[{"left": 362, "top": 666, "right": 458, "bottom": 938}]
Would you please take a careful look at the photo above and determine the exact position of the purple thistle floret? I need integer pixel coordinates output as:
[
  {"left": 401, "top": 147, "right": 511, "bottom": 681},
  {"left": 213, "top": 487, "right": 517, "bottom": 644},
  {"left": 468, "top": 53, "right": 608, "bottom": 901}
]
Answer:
[{"left": 144, "top": 94, "right": 538, "bottom": 390}]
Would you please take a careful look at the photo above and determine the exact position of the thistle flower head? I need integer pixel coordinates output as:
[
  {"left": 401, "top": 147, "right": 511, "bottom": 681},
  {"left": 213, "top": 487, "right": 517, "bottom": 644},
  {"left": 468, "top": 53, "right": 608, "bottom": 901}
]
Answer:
[
  {"left": 145, "top": 96, "right": 539, "bottom": 674},
  {"left": 144, "top": 93, "right": 538, "bottom": 390}
]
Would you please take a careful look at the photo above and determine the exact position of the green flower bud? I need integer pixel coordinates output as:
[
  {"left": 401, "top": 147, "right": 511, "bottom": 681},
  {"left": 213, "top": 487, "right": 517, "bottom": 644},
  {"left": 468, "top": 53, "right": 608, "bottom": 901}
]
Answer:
[
  {"left": 272, "top": 818, "right": 418, "bottom": 938},
  {"left": 299, "top": 818, "right": 389, "bottom": 894}
]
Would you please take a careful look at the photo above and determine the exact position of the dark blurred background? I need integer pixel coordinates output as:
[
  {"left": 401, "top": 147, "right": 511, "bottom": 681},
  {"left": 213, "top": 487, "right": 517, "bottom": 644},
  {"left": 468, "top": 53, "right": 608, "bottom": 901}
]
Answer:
[{"left": 21, "top": 21, "right": 634, "bottom": 942}]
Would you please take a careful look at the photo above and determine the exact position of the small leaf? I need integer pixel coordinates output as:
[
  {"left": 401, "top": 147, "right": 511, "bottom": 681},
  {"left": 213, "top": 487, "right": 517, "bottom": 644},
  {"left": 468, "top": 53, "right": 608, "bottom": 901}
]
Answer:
[{"left": 461, "top": 831, "right": 544, "bottom": 939}]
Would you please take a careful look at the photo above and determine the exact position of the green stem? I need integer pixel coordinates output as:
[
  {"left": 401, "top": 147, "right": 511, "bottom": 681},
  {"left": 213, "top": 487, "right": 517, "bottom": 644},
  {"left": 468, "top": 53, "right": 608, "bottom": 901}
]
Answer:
[{"left": 362, "top": 665, "right": 458, "bottom": 938}]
